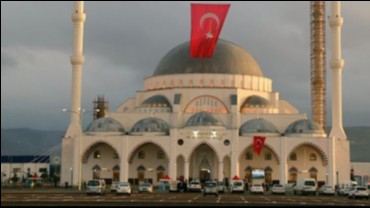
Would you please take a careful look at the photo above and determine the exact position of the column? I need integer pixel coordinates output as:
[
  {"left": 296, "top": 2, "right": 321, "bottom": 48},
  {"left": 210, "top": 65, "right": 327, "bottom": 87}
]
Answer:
[
  {"left": 218, "top": 161, "right": 223, "bottom": 181},
  {"left": 327, "top": 137, "right": 336, "bottom": 186},
  {"left": 279, "top": 137, "right": 288, "bottom": 184},
  {"left": 184, "top": 161, "right": 189, "bottom": 182}
]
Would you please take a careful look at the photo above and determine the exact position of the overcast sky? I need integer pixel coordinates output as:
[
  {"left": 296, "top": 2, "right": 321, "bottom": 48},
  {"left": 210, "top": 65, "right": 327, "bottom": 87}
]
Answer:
[{"left": 1, "top": 1, "right": 370, "bottom": 131}]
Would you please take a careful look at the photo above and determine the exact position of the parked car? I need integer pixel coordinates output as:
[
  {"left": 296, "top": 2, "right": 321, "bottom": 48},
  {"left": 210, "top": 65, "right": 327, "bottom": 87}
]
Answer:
[
  {"left": 86, "top": 179, "right": 106, "bottom": 195},
  {"left": 188, "top": 181, "right": 202, "bottom": 192},
  {"left": 204, "top": 181, "right": 218, "bottom": 197},
  {"left": 293, "top": 178, "right": 317, "bottom": 195},
  {"left": 217, "top": 181, "right": 226, "bottom": 193},
  {"left": 138, "top": 182, "right": 153, "bottom": 193},
  {"left": 110, "top": 181, "right": 119, "bottom": 192},
  {"left": 318, "top": 185, "right": 335, "bottom": 195},
  {"left": 271, "top": 184, "right": 285, "bottom": 194},
  {"left": 230, "top": 180, "right": 244, "bottom": 193},
  {"left": 250, "top": 184, "right": 264, "bottom": 194},
  {"left": 348, "top": 186, "right": 369, "bottom": 199},
  {"left": 116, "top": 182, "right": 131, "bottom": 195}
]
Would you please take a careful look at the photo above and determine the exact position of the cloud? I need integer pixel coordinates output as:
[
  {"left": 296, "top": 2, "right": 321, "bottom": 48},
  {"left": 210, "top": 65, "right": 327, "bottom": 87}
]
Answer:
[{"left": 1, "top": 2, "right": 370, "bottom": 130}]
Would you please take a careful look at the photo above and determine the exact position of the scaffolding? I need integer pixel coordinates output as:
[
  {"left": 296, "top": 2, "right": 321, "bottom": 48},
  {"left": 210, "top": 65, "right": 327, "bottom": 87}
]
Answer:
[{"left": 310, "top": 1, "right": 327, "bottom": 133}]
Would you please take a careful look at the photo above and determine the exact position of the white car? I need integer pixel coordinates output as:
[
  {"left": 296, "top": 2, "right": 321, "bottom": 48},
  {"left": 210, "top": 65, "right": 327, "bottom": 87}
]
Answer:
[
  {"left": 116, "top": 182, "right": 131, "bottom": 195},
  {"left": 318, "top": 185, "right": 335, "bottom": 195},
  {"left": 204, "top": 181, "right": 218, "bottom": 197},
  {"left": 86, "top": 179, "right": 106, "bottom": 195},
  {"left": 271, "top": 184, "right": 285, "bottom": 194},
  {"left": 250, "top": 184, "right": 264, "bottom": 194},
  {"left": 217, "top": 181, "right": 226, "bottom": 193},
  {"left": 110, "top": 181, "right": 119, "bottom": 192},
  {"left": 188, "top": 181, "right": 202, "bottom": 192},
  {"left": 348, "top": 186, "right": 369, "bottom": 199},
  {"left": 230, "top": 181, "right": 244, "bottom": 193},
  {"left": 138, "top": 183, "right": 153, "bottom": 193}
]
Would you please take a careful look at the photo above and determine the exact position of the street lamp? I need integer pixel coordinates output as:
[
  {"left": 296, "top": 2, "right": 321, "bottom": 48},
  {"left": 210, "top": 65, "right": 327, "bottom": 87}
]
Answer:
[
  {"left": 63, "top": 108, "right": 99, "bottom": 191},
  {"left": 70, "top": 167, "right": 73, "bottom": 188}
]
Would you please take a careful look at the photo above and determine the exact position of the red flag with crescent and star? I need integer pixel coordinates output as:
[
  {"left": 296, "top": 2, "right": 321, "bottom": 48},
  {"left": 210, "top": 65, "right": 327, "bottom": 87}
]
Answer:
[
  {"left": 253, "top": 136, "right": 266, "bottom": 155},
  {"left": 190, "top": 3, "right": 230, "bottom": 58}
]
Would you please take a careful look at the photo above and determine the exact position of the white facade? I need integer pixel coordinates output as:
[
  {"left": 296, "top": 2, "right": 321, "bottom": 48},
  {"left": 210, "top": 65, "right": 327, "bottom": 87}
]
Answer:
[
  {"left": 1, "top": 157, "right": 49, "bottom": 184},
  {"left": 61, "top": 2, "right": 350, "bottom": 188}
]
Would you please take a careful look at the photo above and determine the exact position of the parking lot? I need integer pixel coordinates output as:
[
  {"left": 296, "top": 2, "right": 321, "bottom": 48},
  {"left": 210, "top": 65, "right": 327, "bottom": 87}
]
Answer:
[{"left": 2, "top": 188, "right": 369, "bottom": 206}]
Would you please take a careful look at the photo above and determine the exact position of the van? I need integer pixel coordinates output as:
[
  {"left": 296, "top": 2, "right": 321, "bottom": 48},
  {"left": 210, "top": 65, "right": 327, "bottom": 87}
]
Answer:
[
  {"left": 86, "top": 179, "right": 106, "bottom": 195},
  {"left": 293, "top": 178, "right": 317, "bottom": 195},
  {"left": 230, "top": 180, "right": 244, "bottom": 193}
]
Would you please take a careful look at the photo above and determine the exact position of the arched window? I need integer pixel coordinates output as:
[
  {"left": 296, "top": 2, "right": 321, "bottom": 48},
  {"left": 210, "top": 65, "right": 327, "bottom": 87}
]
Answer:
[
  {"left": 92, "top": 165, "right": 101, "bottom": 179},
  {"left": 265, "top": 153, "right": 272, "bottom": 160},
  {"left": 113, "top": 153, "right": 119, "bottom": 159},
  {"left": 94, "top": 150, "right": 101, "bottom": 159},
  {"left": 290, "top": 152, "right": 297, "bottom": 161},
  {"left": 246, "top": 152, "right": 253, "bottom": 160},
  {"left": 138, "top": 150, "right": 145, "bottom": 159},
  {"left": 309, "top": 153, "right": 317, "bottom": 161},
  {"left": 157, "top": 151, "right": 164, "bottom": 159}
]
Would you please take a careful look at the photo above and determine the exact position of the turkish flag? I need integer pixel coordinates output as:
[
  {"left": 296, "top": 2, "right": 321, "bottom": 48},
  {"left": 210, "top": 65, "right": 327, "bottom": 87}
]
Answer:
[
  {"left": 253, "top": 136, "right": 266, "bottom": 155},
  {"left": 190, "top": 3, "right": 230, "bottom": 58}
]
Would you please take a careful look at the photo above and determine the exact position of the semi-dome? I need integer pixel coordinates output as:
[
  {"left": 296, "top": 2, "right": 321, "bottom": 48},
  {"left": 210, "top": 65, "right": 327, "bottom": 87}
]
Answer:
[
  {"left": 185, "top": 111, "right": 224, "bottom": 127},
  {"left": 141, "top": 95, "right": 171, "bottom": 108},
  {"left": 240, "top": 118, "right": 279, "bottom": 135},
  {"left": 131, "top": 118, "right": 169, "bottom": 134},
  {"left": 241, "top": 96, "right": 271, "bottom": 108},
  {"left": 153, "top": 39, "right": 263, "bottom": 76},
  {"left": 285, "top": 119, "right": 325, "bottom": 135},
  {"left": 85, "top": 117, "right": 125, "bottom": 133}
]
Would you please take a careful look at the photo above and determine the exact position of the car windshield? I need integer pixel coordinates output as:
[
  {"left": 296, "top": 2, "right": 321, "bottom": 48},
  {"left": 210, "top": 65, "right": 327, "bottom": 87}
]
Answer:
[
  {"left": 253, "top": 184, "right": 261, "bottom": 187},
  {"left": 206, "top": 182, "right": 216, "bottom": 187},
  {"left": 274, "top": 184, "right": 283, "bottom": 187},
  {"left": 87, "top": 180, "right": 99, "bottom": 186},
  {"left": 119, "top": 182, "right": 129, "bottom": 186},
  {"left": 234, "top": 182, "right": 242, "bottom": 186},
  {"left": 142, "top": 183, "right": 151, "bottom": 187},
  {"left": 304, "top": 181, "right": 315, "bottom": 186},
  {"left": 356, "top": 187, "right": 366, "bottom": 191}
]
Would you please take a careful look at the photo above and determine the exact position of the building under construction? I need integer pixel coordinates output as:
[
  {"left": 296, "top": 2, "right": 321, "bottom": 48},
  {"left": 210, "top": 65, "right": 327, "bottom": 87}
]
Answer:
[{"left": 310, "top": 1, "right": 327, "bottom": 132}]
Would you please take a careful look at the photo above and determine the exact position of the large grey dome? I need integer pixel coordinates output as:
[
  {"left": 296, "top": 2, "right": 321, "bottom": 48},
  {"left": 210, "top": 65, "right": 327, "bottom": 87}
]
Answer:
[
  {"left": 185, "top": 112, "right": 224, "bottom": 127},
  {"left": 85, "top": 117, "right": 125, "bottom": 133},
  {"left": 240, "top": 118, "right": 279, "bottom": 135},
  {"left": 153, "top": 39, "right": 263, "bottom": 76},
  {"left": 131, "top": 118, "right": 169, "bottom": 134},
  {"left": 285, "top": 119, "right": 325, "bottom": 135}
]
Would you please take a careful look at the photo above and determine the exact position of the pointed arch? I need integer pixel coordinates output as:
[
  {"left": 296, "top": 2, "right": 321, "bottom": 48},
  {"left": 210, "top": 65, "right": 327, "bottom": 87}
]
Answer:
[
  {"left": 239, "top": 142, "right": 281, "bottom": 164},
  {"left": 187, "top": 141, "right": 221, "bottom": 163},
  {"left": 112, "top": 165, "right": 120, "bottom": 171},
  {"left": 184, "top": 95, "right": 229, "bottom": 113},
  {"left": 127, "top": 140, "right": 169, "bottom": 163},
  {"left": 92, "top": 164, "right": 101, "bottom": 171},
  {"left": 289, "top": 167, "right": 298, "bottom": 173},
  {"left": 82, "top": 140, "right": 119, "bottom": 163},
  {"left": 287, "top": 142, "right": 328, "bottom": 166}
]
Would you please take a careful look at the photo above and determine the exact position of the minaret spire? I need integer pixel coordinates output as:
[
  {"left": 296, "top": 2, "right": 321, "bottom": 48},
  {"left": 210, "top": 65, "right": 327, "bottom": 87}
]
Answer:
[
  {"left": 67, "top": 1, "right": 86, "bottom": 132},
  {"left": 329, "top": 1, "right": 346, "bottom": 139}
]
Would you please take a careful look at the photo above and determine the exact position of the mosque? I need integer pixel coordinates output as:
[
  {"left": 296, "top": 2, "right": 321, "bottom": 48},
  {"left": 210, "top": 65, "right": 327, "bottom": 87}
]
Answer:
[{"left": 61, "top": 2, "right": 350, "bottom": 188}]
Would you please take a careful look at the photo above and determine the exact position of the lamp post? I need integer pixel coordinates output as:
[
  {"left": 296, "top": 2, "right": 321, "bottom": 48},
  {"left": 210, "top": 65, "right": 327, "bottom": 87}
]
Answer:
[
  {"left": 70, "top": 167, "right": 73, "bottom": 188},
  {"left": 63, "top": 108, "right": 99, "bottom": 191}
]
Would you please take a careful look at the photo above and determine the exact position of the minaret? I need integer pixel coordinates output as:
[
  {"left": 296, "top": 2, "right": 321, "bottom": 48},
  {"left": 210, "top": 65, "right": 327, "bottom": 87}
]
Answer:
[
  {"left": 310, "top": 1, "right": 327, "bottom": 133},
  {"left": 329, "top": 1, "right": 346, "bottom": 139},
  {"left": 66, "top": 1, "right": 86, "bottom": 135}
]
